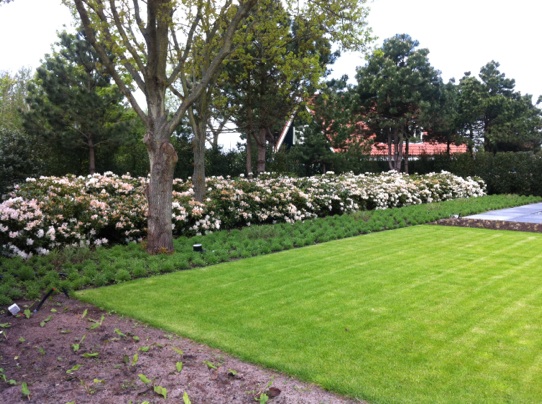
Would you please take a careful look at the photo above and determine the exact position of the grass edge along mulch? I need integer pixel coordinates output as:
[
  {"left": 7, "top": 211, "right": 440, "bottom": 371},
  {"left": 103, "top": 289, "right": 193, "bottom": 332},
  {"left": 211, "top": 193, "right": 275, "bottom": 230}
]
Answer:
[{"left": 77, "top": 224, "right": 542, "bottom": 403}]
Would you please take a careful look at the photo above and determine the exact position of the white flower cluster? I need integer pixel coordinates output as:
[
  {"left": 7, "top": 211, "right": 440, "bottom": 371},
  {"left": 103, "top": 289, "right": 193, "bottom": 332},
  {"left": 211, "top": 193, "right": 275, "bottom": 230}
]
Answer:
[{"left": 0, "top": 171, "right": 485, "bottom": 258}]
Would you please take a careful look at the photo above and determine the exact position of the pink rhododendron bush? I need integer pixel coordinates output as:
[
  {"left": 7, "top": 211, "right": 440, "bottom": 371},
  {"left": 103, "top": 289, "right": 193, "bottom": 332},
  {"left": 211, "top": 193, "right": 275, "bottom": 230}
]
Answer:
[{"left": 1, "top": 171, "right": 485, "bottom": 258}]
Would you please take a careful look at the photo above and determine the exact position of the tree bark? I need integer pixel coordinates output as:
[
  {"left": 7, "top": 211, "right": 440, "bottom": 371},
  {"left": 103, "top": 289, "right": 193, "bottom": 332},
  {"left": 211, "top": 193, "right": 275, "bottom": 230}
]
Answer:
[
  {"left": 144, "top": 127, "right": 178, "bottom": 254},
  {"left": 246, "top": 134, "right": 253, "bottom": 175},
  {"left": 256, "top": 127, "right": 267, "bottom": 173},
  {"left": 192, "top": 118, "right": 207, "bottom": 202},
  {"left": 404, "top": 136, "right": 409, "bottom": 174},
  {"left": 88, "top": 135, "right": 96, "bottom": 175}
]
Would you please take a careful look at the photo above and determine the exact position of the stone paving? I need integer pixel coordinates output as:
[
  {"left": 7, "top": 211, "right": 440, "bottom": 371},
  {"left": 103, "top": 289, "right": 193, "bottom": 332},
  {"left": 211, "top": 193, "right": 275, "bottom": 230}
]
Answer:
[{"left": 466, "top": 202, "right": 542, "bottom": 224}]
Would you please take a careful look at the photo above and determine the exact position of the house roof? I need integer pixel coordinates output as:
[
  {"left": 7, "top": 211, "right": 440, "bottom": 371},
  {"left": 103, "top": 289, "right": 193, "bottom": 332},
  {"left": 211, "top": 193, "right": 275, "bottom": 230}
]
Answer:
[{"left": 370, "top": 141, "right": 468, "bottom": 156}]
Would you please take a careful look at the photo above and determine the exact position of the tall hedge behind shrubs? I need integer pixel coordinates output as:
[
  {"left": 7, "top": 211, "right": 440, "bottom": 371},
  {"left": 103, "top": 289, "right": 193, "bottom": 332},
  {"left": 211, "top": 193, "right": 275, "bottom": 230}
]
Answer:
[{"left": 410, "top": 152, "right": 542, "bottom": 196}]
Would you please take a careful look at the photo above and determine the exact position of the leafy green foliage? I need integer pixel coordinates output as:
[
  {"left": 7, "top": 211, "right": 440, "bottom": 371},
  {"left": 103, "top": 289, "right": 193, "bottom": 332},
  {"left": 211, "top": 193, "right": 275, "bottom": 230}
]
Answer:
[
  {"left": 22, "top": 30, "right": 137, "bottom": 176},
  {"left": 356, "top": 34, "right": 442, "bottom": 172},
  {"left": 456, "top": 61, "right": 542, "bottom": 152}
]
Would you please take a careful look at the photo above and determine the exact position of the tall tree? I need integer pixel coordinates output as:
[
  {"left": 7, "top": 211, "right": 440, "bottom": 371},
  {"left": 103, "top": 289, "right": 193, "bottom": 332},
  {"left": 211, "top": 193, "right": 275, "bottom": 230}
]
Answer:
[
  {"left": 217, "top": 0, "right": 371, "bottom": 175},
  {"left": 456, "top": 61, "right": 542, "bottom": 152},
  {"left": 64, "top": 0, "right": 370, "bottom": 253},
  {"left": 23, "top": 31, "right": 128, "bottom": 175},
  {"left": 355, "top": 34, "right": 442, "bottom": 172},
  {"left": 65, "top": 0, "right": 259, "bottom": 253}
]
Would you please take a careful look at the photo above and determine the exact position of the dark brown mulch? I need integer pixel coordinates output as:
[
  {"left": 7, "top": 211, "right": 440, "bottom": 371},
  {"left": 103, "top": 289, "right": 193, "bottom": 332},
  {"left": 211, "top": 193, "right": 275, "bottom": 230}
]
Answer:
[{"left": 0, "top": 295, "right": 362, "bottom": 404}]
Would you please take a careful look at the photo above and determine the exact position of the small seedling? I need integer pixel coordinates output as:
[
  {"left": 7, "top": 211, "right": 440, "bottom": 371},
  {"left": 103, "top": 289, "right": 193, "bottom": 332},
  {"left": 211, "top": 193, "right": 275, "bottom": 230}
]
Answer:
[
  {"left": 114, "top": 328, "right": 126, "bottom": 338},
  {"left": 37, "top": 346, "right": 46, "bottom": 356},
  {"left": 18, "top": 337, "right": 25, "bottom": 343},
  {"left": 138, "top": 346, "right": 150, "bottom": 352},
  {"left": 171, "top": 347, "right": 184, "bottom": 356},
  {"left": 183, "top": 392, "right": 192, "bottom": 404},
  {"left": 132, "top": 335, "right": 140, "bottom": 342},
  {"left": 21, "top": 381, "right": 30, "bottom": 400},
  {"left": 81, "top": 309, "right": 88, "bottom": 319},
  {"left": 81, "top": 352, "right": 99, "bottom": 358},
  {"left": 175, "top": 361, "right": 183, "bottom": 373},
  {"left": 0, "top": 368, "right": 16, "bottom": 385},
  {"left": 50, "top": 308, "right": 57, "bottom": 313},
  {"left": 72, "top": 335, "right": 86, "bottom": 353},
  {"left": 256, "top": 393, "right": 269, "bottom": 404},
  {"left": 23, "top": 309, "right": 32, "bottom": 319},
  {"left": 0, "top": 323, "right": 11, "bottom": 328},
  {"left": 88, "top": 314, "right": 105, "bottom": 330},
  {"left": 227, "top": 368, "right": 238, "bottom": 377},
  {"left": 154, "top": 385, "right": 167, "bottom": 399},
  {"left": 131, "top": 353, "right": 139, "bottom": 366},
  {"left": 138, "top": 373, "right": 151, "bottom": 384},
  {"left": 40, "top": 315, "right": 52, "bottom": 327},
  {"left": 66, "top": 364, "right": 82, "bottom": 374},
  {"left": 203, "top": 360, "right": 217, "bottom": 370}
]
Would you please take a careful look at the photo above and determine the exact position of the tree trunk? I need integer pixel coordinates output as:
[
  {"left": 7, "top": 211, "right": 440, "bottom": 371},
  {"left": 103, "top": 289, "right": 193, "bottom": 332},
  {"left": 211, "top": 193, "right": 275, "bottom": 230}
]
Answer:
[
  {"left": 246, "top": 134, "right": 253, "bottom": 175},
  {"left": 88, "top": 136, "right": 96, "bottom": 175},
  {"left": 144, "top": 127, "right": 178, "bottom": 254},
  {"left": 256, "top": 127, "right": 267, "bottom": 173},
  {"left": 192, "top": 119, "right": 206, "bottom": 202},
  {"left": 404, "top": 136, "right": 410, "bottom": 174}
]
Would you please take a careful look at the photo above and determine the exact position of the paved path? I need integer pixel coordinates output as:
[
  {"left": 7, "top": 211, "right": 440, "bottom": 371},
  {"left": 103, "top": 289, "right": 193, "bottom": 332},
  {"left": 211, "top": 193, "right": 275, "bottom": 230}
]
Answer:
[{"left": 465, "top": 202, "right": 542, "bottom": 224}]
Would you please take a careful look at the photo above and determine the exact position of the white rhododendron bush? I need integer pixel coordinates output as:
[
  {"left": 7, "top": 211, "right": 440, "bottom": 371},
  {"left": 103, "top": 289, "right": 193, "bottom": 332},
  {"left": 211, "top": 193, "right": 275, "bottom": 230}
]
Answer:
[{"left": 1, "top": 171, "right": 485, "bottom": 258}]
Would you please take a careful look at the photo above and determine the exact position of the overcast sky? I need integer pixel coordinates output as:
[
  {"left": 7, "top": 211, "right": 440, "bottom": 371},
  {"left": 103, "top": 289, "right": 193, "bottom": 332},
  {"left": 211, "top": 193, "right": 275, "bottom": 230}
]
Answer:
[{"left": 1, "top": 0, "right": 541, "bottom": 101}]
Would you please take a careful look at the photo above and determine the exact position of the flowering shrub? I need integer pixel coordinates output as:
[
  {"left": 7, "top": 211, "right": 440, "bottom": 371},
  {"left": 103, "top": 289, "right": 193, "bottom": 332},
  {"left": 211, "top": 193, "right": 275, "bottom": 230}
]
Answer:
[{"left": 0, "top": 171, "right": 485, "bottom": 258}]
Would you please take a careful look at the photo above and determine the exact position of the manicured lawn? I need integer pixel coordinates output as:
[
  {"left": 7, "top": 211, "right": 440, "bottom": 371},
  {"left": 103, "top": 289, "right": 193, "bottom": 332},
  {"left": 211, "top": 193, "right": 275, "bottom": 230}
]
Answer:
[{"left": 77, "top": 225, "right": 542, "bottom": 403}]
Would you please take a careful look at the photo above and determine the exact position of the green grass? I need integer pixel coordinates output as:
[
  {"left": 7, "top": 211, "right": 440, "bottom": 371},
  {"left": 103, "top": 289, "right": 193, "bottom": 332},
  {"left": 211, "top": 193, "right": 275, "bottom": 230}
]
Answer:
[{"left": 77, "top": 225, "right": 542, "bottom": 403}]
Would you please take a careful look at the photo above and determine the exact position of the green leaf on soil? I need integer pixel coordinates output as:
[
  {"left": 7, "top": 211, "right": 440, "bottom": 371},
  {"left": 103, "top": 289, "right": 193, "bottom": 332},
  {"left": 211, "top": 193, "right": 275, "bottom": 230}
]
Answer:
[
  {"left": 138, "top": 346, "right": 150, "bottom": 352},
  {"left": 0, "top": 323, "right": 11, "bottom": 328},
  {"left": 21, "top": 381, "right": 30, "bottom": 399},
  {"left": 203, "top": 360, "right": 217, "bottom": 370},
  {"left": 114, "top": 328, "right": 126, "bottom": 337},
  {"left": 175, "top": 361, "right": 183, "bottom": 373},
  {"left": 171, "top": 347, "right": 184, "bottom": 356},
  {"left": 66, "top": 364, "right": 81, "bottom": 374},
  {"left": 154, "top": 385, "right": 167, "bottom": 399},
  {"left": 82, "top": 352, "right": 99, "bottom": 358},
  {"left": 138, "top": 373, "right": 151, "bottom": 384},
  {"left": 183, "top": 392, "right": 192, "bottom": 404},
  {"left": 131, "top": 353, "right": 139, "bottom": 366},
  {"left": 81, "top": 309, "right": 88, "bottom": 319},
  {"left": 23, "top": 309, "right": 31, "bottom": 319}
]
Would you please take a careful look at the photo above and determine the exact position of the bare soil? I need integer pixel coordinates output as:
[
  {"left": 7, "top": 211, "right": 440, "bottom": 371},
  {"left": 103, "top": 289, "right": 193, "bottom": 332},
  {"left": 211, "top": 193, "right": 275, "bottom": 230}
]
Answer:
[
  {"left": 2, "top": 218, "right": 539, "bottom": 404},
  {"left": 0, "top": 295, "right": 361, "bottom": 404}
]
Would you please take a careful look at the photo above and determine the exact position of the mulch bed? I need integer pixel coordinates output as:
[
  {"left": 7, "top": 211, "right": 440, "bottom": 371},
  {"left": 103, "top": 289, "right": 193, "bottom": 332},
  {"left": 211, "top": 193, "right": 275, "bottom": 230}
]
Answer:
[{"left": 0, "top": 295, "right": 360, "bottom": 403}]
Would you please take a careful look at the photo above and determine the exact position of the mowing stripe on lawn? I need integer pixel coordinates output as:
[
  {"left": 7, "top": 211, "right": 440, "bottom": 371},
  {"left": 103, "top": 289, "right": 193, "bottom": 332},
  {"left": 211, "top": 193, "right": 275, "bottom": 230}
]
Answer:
[{"left": 77, "top": 225, "right": 542, "bottom": 403}]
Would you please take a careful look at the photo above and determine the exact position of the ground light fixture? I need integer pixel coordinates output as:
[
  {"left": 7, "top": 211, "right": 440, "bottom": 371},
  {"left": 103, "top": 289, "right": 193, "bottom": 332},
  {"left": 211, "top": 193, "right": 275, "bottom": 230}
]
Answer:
[{"left": 193, "top": 244, "right": 203, "bottom": 253}]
